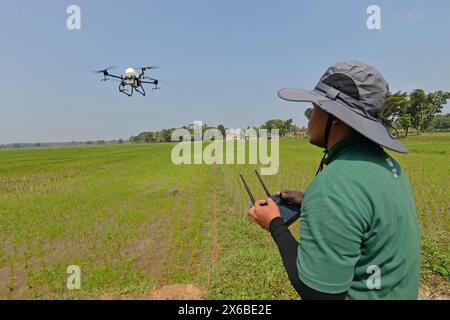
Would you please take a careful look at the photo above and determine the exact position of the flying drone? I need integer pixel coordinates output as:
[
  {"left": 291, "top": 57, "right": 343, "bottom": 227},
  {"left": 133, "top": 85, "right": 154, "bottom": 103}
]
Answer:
[{"left": 94, "top": 66, "right": 161, "bottom": 97}]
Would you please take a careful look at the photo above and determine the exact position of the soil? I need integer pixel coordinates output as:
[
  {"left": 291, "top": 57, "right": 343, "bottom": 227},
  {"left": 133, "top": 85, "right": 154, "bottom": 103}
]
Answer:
[
  {"left": 418, "top": 283, "right": 449, "bottom": 300},
  {"left": 148, "top": 284, "right": 204, "bottom": 300}
]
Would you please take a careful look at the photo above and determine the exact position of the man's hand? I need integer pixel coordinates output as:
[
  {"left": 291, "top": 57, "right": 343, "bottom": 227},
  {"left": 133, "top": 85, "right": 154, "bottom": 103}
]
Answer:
[
  {"left": 277, "top": 190, "right": 304, "bottom": 206},
  {"left": 248, "top": 198, "right": 281, "bottom": 231}
]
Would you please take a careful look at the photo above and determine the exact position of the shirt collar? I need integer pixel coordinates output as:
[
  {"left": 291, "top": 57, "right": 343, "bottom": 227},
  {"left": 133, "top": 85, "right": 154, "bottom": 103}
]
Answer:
[{"left": 322, "top": 134, "right": 370, "bottom": 165}]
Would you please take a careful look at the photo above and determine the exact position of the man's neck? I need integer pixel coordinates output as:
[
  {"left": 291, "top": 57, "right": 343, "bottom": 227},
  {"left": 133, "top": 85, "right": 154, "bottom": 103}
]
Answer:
[{"left": 326, "top": 129, "right": 357, "bottom": 150}]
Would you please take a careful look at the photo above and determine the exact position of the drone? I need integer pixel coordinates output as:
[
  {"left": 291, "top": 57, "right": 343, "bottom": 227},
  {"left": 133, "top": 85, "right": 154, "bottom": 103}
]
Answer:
[{"left": 94, "top": 66, "right": 161, "bottom": 97}]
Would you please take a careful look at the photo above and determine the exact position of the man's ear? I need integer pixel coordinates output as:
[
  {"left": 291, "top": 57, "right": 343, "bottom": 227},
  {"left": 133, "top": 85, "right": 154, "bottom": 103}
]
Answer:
[
  {"left": 333, "top": 118, "right": 354, "bottom": 133},
  {"left": 332, "top": 117, "right": 352, "bottom": 131}
]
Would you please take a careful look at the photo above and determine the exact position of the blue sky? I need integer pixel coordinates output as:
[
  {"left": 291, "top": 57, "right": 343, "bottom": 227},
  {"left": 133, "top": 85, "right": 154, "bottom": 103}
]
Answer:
[{"left": 0, "top": 0, "right": 449, "bottom": 144}]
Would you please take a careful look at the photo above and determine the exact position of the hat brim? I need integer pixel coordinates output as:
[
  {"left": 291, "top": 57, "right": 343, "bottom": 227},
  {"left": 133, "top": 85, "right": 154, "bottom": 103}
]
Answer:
[
  {"left": 278, "top": 88, "right": 408, "bottom": 154},
  {"left": 278, "top": 88, "right": 326, "bottom": 104}
]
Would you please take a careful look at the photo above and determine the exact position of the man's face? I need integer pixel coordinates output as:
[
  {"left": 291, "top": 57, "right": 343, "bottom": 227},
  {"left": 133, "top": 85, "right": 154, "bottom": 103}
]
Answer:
[{"left": 308, "top": 104, "right": 328, "bottom": 148}]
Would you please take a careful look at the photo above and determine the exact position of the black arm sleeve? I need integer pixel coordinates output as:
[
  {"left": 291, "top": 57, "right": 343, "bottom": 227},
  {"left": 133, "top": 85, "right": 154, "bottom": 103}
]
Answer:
[{"left": 269, "top": 217, "right": 346, "bottom": 300}]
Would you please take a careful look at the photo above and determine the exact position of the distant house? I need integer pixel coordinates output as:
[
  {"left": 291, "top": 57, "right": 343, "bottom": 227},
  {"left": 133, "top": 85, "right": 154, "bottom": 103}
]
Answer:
[
  {"left": 225, "top": 129, "right": 258, "bottom": 141},
  {"left": 286, "top": 131, "right": 307, "bottom": 138},
  {"left": 226, "top": 130, "right": 241, "bottom": 141}
]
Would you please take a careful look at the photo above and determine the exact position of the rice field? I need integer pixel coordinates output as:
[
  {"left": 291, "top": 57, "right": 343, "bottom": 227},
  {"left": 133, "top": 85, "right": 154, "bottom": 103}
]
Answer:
[{"left": 0, "top": 133, "right": 448, "bottom": 299}]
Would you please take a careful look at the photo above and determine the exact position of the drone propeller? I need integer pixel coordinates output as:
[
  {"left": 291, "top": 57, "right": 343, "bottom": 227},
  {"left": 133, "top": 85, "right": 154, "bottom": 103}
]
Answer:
[
  {"left": 136, "top": 66, "right": 159, "bottom": 71},
  {"left": 93, "top": 66, "right": 115, "bottom": 75}
]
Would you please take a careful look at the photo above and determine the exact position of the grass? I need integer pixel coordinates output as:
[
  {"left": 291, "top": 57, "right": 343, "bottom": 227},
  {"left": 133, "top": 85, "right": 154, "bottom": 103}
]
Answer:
[{"left": 0, "top": 134, "right": 448, "bottom": 299}]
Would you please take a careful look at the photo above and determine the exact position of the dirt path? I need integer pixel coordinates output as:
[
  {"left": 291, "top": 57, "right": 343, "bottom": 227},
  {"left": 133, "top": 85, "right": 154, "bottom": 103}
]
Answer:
[
  {"left": 148, "top": 284, "right": 203, "bottom": 300},
  {"left": 205, "top": 168, "right": 220, "bottom": 292},
  {"left": 209, "top": 177, "right": 219, "bottom": 269},
  {"left": 95, "top": 284, "right": 204, "bottom": 300}
]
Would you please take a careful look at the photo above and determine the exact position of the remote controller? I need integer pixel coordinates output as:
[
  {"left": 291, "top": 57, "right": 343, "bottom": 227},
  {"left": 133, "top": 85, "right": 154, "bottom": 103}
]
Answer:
[
  {"left": 270, "top": 194, "right": 301, "bottom": 226},
  {"left": 240, "top": 170, "right": 301, "bottom": 226}
]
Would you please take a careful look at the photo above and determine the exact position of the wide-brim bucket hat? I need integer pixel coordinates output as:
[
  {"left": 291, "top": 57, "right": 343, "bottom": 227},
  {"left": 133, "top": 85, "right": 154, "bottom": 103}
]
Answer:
[{"left": 278, "top": 60, "right": 407, "bottom": 154}]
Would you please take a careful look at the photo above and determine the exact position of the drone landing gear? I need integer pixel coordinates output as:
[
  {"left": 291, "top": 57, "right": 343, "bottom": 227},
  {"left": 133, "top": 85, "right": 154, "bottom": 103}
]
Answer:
[
  {"left": 119, "top": 83, "right": 133, "bottom": 97},
  {"left": 135, "top": 85, "right": 146, "bottom": 96}
]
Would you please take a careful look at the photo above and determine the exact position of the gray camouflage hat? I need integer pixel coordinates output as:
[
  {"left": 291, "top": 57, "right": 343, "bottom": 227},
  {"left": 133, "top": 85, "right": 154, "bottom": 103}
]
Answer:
[{"left": 278, "top": 60, "right": 408, "bottom": 153}]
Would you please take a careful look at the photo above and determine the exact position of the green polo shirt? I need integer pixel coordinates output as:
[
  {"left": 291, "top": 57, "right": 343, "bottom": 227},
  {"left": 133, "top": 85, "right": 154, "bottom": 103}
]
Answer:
[{"left": 297, "top": 134, "right": 421, "bottom": 299}]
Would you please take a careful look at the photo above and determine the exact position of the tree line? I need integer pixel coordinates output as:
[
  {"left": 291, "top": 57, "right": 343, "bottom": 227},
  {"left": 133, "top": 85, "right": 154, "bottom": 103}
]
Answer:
[
  {"left": 2, "top": 88, "right": 448, "bottom": 149},
  {"left": 304, "top": 89, "right": 450, "bottom": 137},
  {"left": 381, "top": 90, "right": 450, "bottom": 136},
  {"left": 133, "top": 88, "right": 449, "bottom": 145},
  {"left": 129, "top": 119, "right": 305, "bottom": 143},
  {"left": 0, "top": 139, "right": 126, "bottom": 149}
]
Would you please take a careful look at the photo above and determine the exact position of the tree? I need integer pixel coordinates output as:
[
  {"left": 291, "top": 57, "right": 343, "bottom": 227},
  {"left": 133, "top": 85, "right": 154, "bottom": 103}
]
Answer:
[
  {"left": 202, "top": 123, "right": 208, "bottom": 135},
  {"left": 217, "top": 124, "right": 226, "bottom": 138},
  {"left": 395, "top": 115, "right": 413, "bottom": 136},
  {"left": 144, "top": 132, "right": 154, "bottom": 143},
  {"left": 423, "top": 91, "right": 450, "bottom": 131},
  {"left": 381, "top": 91, "right": 409, "bottom": 136},
  {"left": 304, "top": 108, "right": 313, "bottom": 120},
  {"left": 381, "top": 90, "right": 450, "bottom": 136},
  {"left": 431, "top": 113, "right": 450, "bottom": 131},
  {"left": 153, "top": 132, "right": 162, "bottom": 143},
  {"left": 161, "top": 129, "right": 173, "bottom": 142},
  {"left": 381, "top": 92, "right": 408, "bottom": 121},
  {"left": 408, "top": 89, "right": 428, "bottom": 133},
  {"left": 408, "top": 89, "right": 449, "bottom": 133},
  {"left": 260, "top": 119, "right": 299, "bottom": 137},
  {"left": 261, "top": 119, "right": 285, "bottom": 135}
]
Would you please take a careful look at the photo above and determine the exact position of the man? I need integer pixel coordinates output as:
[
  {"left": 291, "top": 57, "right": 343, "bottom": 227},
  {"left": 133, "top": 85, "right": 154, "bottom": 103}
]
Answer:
[{"left": 248, "top": 61, "right": 420, "bottom": 300}]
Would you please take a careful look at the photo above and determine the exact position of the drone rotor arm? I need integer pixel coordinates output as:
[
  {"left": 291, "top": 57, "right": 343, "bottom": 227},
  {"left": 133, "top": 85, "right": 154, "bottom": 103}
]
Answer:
[
  {"left": 140, "top": 80, "right": 158, "bottom": 84},
  {"left": 104, "top": 73, "right": 123, "bottom": 80}
]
